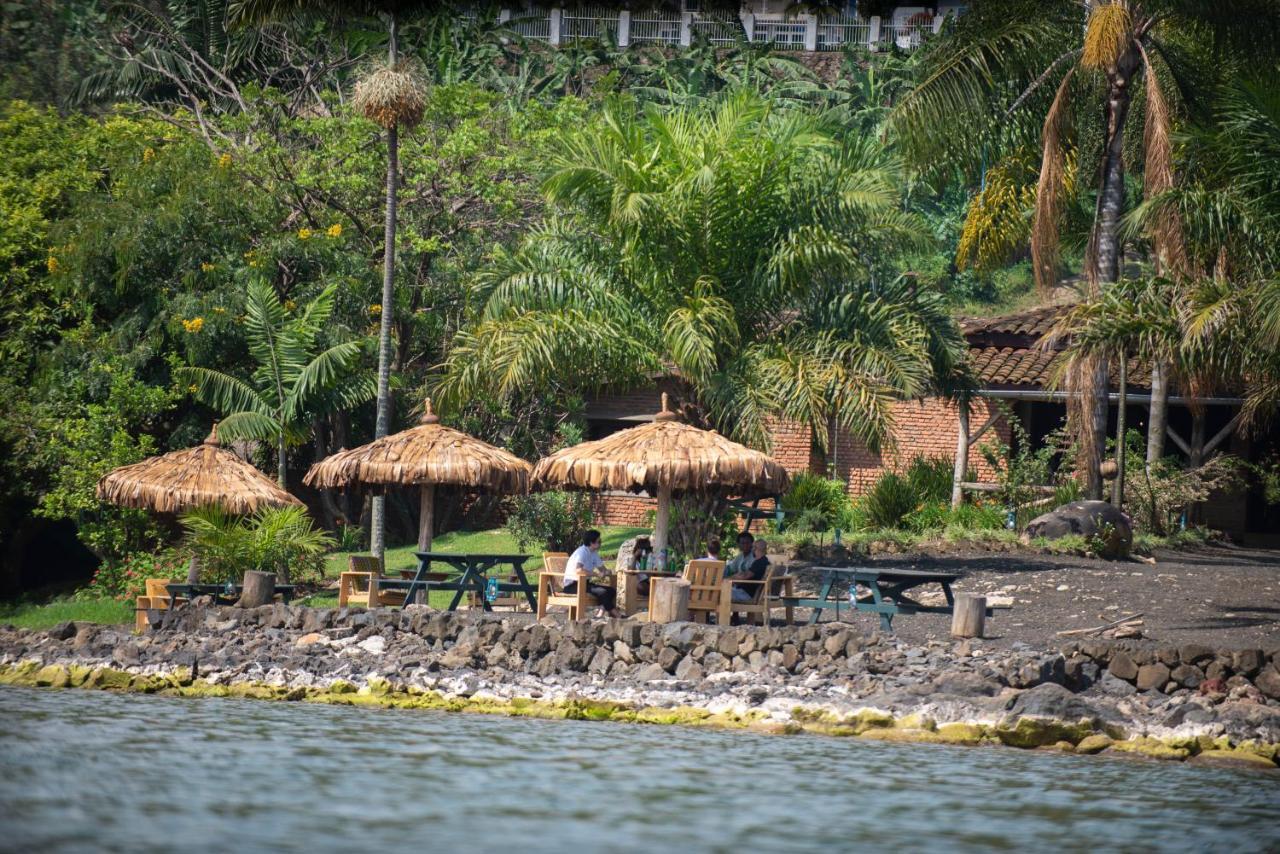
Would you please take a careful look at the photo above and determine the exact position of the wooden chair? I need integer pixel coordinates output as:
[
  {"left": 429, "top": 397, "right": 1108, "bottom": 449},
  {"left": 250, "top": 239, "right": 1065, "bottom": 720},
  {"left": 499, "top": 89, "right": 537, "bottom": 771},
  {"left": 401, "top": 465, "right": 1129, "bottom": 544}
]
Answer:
[
  {"left": 134, "top": 578, "right": 185, "bottom": 632},
  {"left": 727, "top": 565, "right": 796, "bottom": 626},
  {"left": 536, "top": 552, "right": 600, "bottom": 620},
  {"left": 338, "top": 555, "right": 407, "bottom": 608},
  {"left": 616, "top": 569, "right": 681, "bottom": 617},
  {"left": 682, "top": 559, "right": 729, "bottom": 625}
]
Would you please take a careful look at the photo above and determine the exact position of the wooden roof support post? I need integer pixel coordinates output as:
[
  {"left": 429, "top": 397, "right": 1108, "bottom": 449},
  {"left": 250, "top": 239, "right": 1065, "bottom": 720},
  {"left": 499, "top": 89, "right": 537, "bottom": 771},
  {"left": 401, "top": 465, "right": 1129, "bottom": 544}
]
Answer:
[{"left": 951, "top": 399, "right": 970, "bottom": 511}]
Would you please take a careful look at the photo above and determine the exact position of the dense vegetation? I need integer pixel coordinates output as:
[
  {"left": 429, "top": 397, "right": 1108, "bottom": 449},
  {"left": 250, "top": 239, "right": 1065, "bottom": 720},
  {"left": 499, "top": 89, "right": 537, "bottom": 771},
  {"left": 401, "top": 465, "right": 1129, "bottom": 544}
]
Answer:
[{"left": 1, "top": 2, "right": 1277, "bottom": 598}]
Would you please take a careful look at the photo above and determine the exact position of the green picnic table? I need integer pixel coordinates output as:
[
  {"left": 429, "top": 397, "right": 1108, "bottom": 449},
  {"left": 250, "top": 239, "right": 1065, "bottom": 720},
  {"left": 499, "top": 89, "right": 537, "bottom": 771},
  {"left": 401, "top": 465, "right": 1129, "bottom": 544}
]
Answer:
[
  {"left": 384, "top": 552, "right": 536, "bottom": 612},
  {"left": 782, "top": 566, "right": 991, "bottom": 631},
  {"left": 165, "top": 582, "right": 297, "bottom": 609}
]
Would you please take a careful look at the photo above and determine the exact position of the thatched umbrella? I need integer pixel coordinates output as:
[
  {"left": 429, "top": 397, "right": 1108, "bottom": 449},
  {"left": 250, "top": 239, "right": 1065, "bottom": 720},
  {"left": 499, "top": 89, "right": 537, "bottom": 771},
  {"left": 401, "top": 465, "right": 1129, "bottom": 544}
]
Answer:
[
  {"left": 96, "top": 423, "right": 304, "bottom": 583},
  {"left": 303, "top": 399, "right": 531, "bottom": 553},
  {"left": 531, "top": 393, "right": 790, "bottom": 558}
]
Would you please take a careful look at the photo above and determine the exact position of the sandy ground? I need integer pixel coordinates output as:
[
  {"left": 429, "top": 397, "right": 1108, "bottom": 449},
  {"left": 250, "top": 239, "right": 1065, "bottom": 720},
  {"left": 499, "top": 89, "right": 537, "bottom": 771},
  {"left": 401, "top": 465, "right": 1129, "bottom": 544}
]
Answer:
[{"left": 784, "top": 544, "right": 1280, "bottom": 650}]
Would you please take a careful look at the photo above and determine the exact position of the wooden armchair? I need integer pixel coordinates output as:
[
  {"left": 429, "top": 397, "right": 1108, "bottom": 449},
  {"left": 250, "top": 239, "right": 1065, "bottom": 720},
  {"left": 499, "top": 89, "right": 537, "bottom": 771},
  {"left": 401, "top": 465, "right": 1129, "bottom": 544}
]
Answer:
[
  {"left": 338, "top": 555, "right": 407, "bottom": 608},
  {"left": 134, "top": 577, "right": 186, "bottom": 632},
  {"left": 536, "top": 552, "right": 600, "bottom": 620},
  {"left": 727, "top": 565, "right": 796, "bottom": 626},
  {"left": 682, "top": 559, "right": 729, "bottom": 625}
]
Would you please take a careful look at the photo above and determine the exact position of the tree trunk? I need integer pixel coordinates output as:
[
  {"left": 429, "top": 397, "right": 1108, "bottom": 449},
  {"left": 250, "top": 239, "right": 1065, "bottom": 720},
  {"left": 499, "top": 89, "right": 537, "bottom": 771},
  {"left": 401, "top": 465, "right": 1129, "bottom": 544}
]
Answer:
[
  {"left": 1113, "top": 354, "right": 1127, "bottom": 506},
  {"left": 370, "top": 17, "right": 400, "bottom": 559},
  {"left": 236, "top": 570, "right": 276, "bottom": 609},
  {"left": 1080, "top": 52, "right": 1139, "bottom": 499},
  {"left": 950, "top": 594, "right": 986, "bottom": 639},
  {"left": 417, "top": 484, "right": 435, "bottom": 553},
  {"left": 277, "top": 434, "right": 288, "bottom": 490},
  {"left": 951, "top": 400, "right": 969, "bottom": 511},
  {"left": 1146, "top": 360, "right": 1168, "bottom": 466},
  {"left": 652, "top": 483, "right": 672, "bottom": 566},
  {"left": 185, "top": 554, "right": 201, "bottom": 585},
  {"left": 650, "top": 578, "right": 690, "bottom": 624}
]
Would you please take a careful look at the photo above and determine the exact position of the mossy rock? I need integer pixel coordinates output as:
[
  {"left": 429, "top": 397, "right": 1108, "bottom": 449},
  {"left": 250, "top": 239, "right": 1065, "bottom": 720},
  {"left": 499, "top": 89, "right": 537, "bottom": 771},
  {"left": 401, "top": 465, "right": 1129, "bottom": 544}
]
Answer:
[
  {"left": 1110, "top": 738, "right": 1190, "bottom": 761},
  {"left": 67, "top": 665, "right": 93, "bottom": 687},
  {"left": 328, "top": 680, "right": 357, "bottom": 695},
  {"left": 860, "top": 727, "right": 953, "bottom": 745},
  {"left": 894, "top": 713, "right": 937, "bottom": 732},
  {"left": 1190, "top": 749, "right": 1278, "bottom": 770},
  {"left": 846, "top": 709, "right": 895, "bottom": 733},
  {"left": 0, "top": 660, "right": 42, "bottom": 685},
  {"left": 129, "top": 673, "right": 170, "bottom": 694},
  {"left": 935, "top": 723, "right": 988, "bottom": 746},
  {"left": 1074, "top": 734, "right": 1114, "bottom": 755},
  {"left": 177, "top": 681, "right": 230, "bottom": 698},
  {"left": 34, "top": 664, "right": 70, "bottom": 688},
  {"left": 364, "top": 677, "right": 396, "bottom": 696},
  {"left": 169, "top": 667, "right": 194, "bottom": 687},
  {"left": 994, "top": 717, "right": 1097, "bottom": 749},
  {"left": 86, "top": 668, "right": 133, "bottom": 691}
]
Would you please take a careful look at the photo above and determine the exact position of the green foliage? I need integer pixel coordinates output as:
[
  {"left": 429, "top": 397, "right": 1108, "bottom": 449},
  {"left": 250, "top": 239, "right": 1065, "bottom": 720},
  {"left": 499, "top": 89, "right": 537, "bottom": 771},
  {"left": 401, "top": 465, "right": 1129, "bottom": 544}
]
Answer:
[
  {"left": 504, "top": 492, "right": 594, "bottom": 553},
  {"left": 979, "top": 408, "right": 1079, "bottom": 528},
  {"left": 946, "top": 501, "right": 1006, "bottom": 532},
  {"left": 904, "top": 500, "right": 949, "bottom": 533},
  {"left": 180, "top": 505, "right": 335, "bottom": 585},
  {"left": 903, "top": 455, "right": 954, "bottom": 504},
  {"left": 782, "top": 472, "right": 852, "bottom": 533},
  {"left": 78, "top": 550, "right": 187, "bottom": 602},
  {"left": 1117, "top": 430, "right": 1242, "bottom": 535},
  {"left": 862, "top": 472, "right": 919, "bottom": 530}
]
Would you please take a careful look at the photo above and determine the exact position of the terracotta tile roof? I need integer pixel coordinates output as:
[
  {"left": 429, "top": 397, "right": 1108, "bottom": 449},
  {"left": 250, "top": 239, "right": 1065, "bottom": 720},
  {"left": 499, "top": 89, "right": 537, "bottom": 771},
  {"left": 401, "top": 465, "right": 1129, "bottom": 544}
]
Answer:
[{"left": 959, "top": 303, "right": 1068, "bottom": 340}]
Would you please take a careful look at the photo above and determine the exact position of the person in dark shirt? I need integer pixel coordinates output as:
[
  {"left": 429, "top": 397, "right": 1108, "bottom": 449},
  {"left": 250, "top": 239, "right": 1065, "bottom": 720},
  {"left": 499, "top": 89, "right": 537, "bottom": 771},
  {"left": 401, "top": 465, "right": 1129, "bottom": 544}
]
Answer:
[{"left": 729, "top": 539, "right": 769, "bottom": 603}]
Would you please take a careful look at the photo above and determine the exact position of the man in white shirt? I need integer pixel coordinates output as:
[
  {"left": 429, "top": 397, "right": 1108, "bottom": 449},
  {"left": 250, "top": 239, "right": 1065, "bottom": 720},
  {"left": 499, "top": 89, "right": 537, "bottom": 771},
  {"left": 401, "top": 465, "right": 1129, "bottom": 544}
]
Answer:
[{"left": 563, "top": 529, "right": 618, "bottom": 617}]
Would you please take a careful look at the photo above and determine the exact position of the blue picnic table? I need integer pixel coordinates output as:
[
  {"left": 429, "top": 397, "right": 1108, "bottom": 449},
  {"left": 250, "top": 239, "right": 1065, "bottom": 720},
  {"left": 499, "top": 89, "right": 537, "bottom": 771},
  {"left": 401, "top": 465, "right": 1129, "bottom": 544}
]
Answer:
[
  {"left": 782, "top": 566, "right": 992, "bottom": 631},
  {"left": 383, "top": 552, "right": 536, "bottom": 612}
]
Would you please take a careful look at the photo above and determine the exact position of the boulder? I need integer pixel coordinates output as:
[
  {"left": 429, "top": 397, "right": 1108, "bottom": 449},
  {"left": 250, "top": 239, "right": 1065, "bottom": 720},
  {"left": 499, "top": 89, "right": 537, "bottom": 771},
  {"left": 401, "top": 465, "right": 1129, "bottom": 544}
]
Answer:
[
  {"left": 1255, "top": 664, "right": 1280, "bottom": 700},
  {"left": 1135, "top": 663, "right": 1171, "bottom": 692},
  {"left": 1021, "top": 500, "right": 1133, "bottom": 558},
  {"left": 1107, "top": 651, "right": 1138, "bottom": 681}
]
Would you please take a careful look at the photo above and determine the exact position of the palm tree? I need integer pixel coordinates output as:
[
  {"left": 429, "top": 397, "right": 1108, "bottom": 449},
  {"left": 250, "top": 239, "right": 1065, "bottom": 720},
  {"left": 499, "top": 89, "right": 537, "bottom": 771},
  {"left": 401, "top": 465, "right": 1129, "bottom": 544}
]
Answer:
[
  {"left": 436, "top": 93, "right": 967, "bottom": 453},
  {"left": 890, "top": 0, "right": 1278, "bottom": 498},
  {"left": 178, "top": 279, "right": 373, "bottom": 488},
  {"left": 229, "top": 0, "right": 431, "bottom": 556}
]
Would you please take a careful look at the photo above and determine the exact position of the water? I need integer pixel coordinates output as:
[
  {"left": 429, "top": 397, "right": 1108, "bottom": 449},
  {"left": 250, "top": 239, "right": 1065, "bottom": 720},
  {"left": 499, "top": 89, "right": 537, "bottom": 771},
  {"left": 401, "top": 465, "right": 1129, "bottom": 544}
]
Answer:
[{"left": 0, "top": 688, "right": 1276, "bottom": 854}]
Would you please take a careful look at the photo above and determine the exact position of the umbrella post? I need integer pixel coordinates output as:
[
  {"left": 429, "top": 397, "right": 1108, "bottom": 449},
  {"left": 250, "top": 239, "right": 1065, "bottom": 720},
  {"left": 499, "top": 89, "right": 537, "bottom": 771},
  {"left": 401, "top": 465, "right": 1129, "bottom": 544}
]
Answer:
[
  {"left": 418, "top": 483, "right": 435, "bottom": 553},
  {"left": 653, "top": 483, "right": 672, "bottom": 567}
]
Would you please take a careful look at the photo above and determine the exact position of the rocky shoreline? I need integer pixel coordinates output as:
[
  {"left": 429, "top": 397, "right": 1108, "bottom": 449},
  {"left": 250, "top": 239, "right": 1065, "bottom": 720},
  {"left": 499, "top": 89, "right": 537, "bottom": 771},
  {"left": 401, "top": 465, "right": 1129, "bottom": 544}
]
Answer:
[{"left": 3, "top": 602, "right": 1278, "bottom": 770}]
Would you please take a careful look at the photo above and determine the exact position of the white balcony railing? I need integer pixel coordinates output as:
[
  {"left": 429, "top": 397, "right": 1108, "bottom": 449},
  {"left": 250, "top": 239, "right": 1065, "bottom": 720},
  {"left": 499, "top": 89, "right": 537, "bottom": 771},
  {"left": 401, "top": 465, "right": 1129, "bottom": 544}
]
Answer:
[{"left": 480, "top": 7, "right": 948, "bottom": 52}]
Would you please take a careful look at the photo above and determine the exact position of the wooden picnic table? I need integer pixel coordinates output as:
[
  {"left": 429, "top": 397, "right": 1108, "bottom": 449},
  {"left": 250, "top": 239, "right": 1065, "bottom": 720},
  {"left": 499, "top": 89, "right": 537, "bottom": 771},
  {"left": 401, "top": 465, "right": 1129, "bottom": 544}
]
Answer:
[
  {"left": 389, "top": 552, "right": 536, "bottom": 612},
  {"left": 165, "top": 582, "right": 297, "bottom": 609},
  {"left": 782, "top": 567, "right": 989, "bottom": 631}
]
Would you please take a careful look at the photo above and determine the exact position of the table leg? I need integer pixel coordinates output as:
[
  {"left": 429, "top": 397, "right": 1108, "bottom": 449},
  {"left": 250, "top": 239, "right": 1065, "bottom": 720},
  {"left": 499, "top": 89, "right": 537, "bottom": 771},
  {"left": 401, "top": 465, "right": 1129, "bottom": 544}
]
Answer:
[
  {"left": 402, "top": 559, "right": 430, "bottom": 607},
  {"left": 942, "top": 582, "right": 955, "bottom": 609},
  {"left": 447, "top": 564, "right": 480, "bottom": 611},
  {"left": 510, "top": 561, "right": 538, "bottom": 613},
  {"left": 808, "top": 573, "right": 836, "bottom": 625},
  {"left": 867, "top": 581, "right": 894, "bottom": 632}
]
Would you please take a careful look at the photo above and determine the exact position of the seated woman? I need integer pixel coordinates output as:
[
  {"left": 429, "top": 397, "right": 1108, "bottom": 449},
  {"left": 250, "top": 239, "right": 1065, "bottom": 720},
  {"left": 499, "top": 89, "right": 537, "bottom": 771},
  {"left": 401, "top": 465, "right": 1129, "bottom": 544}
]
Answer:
[
  {"left": 563, "top": 529, "right": 620, "bottom": 618},
  {"left": 728, "top": 538, "right": 769, "bottom": 604},
  {"left": 702, "top": 536, "right": 722, "bottom": 562}
]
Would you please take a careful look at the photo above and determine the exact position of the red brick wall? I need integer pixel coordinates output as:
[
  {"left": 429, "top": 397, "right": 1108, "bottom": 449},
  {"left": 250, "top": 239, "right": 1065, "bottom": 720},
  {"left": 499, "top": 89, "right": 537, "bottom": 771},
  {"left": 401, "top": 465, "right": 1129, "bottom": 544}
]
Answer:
[{"left": 590, "top": 397, "right": 1012, "bottom": 525}]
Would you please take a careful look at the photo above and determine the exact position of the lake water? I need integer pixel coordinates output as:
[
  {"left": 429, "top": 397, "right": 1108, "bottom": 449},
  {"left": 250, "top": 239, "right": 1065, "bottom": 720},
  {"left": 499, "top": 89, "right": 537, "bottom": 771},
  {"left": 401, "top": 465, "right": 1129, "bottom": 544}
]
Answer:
[{"left": 0, "top": 687, "right": 1276, "bottom": 853}]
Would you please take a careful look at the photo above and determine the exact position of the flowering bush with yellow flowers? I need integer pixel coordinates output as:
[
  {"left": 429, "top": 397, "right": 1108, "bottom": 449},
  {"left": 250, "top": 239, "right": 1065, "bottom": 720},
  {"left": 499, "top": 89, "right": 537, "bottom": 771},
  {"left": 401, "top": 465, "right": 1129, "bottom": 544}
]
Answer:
[
  {"left": 367, "top": 303, "right": 382, "bottom": 316},
  {"left": 217, "top": 152, "right": 232, "bottom": 169},
  {"left": 297, "top": 227, "right": 312, "bottom": 240},
  {"left": 327, "top": 223, "right": 342, "bottom": 238},
  {"left": 200, "top": 262, "right": 216, "bottom": 272},
  {"left": 47, "top": 255, "right": 59, "bottom": 273},
  {"left": 142, "top": 146, "right": 155, "bottom": 163},
  {"left": 182, "top": 317, "right": 204, "bottom": 333}
]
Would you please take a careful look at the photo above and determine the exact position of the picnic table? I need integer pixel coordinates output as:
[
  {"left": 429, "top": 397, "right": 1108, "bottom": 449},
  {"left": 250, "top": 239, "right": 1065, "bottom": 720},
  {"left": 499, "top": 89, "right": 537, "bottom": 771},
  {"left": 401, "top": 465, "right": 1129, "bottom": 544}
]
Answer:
[
  {"left": 782, "top": 567, "right": 989, "bottom": 631},
  {"left": 387, "top": 552, "right": 536, "bottom": 612},
  {"left": 165, "top": 582, "right": 297, "bottom": 609}
]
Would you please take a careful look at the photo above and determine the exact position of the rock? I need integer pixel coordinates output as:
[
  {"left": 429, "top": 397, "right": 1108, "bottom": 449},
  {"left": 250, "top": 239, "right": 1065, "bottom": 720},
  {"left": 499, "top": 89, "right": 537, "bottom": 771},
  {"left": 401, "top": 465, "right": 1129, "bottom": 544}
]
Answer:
[
  {"left": 1136, "top": 663, "right": 1171, "bottom": 692},
  {"left": 1254, "top": 664, "right": 1280, "bottom": 700},
  {"left": 1169, "top": 663, "right": 1204, "bottom": 689},
  {"left": 636, "top": 663, "right": 668, "bottom": 682},
  {"left": 781, "top": 644, "right": 801, "bottom": 672},
  {"left": 1098, "top": 671, "right": 1137, "bottom": 696},
  {"left": 1178, "top": 644, "right": 1214, "bottom": 666},
  {"left": 1107, "top": 651, "right": 1138, "bottom": 681},
  {"left": 295, "top": 633, "right": 325, "bottom": 648},
  {"left": 587, "top": 648, "right": 614, "bottom": 675},
  {"left": 357, "top": 635, "right": 386, "bottom": 655},
  {"left": 46, "top": 621, "right": 78, "bottom": 641},
  {"left": 1064, "top": 657, "right": 1099, "bottom": 690},
  {"left": 1232, "top": 649, "right": 1263, "bottom": 677},
  {"left": 675, "top": 655, "right": 704, "bottom": 681},
  {"left": 1005, "top": 683, "right": 1105, "bottom": 724},
  {"left": 1199, "top": 677, "right": 1228, "bottom": 697},
  {"left": 1074, "top": 734, "right": 1113, "bottom": 755},
  {"left": 932, "top": 672, "right": 999, "bottom": 697},
  {"left": 657, "top": 646, "right": 681, "bottom": 673},
  {"left": 1021, "top": 500, "right": 1132, "bottom": 558}
]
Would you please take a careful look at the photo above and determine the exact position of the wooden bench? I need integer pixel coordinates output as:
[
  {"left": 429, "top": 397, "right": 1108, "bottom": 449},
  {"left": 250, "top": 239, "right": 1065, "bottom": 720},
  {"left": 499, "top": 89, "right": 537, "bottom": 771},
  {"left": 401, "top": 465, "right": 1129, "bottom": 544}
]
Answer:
[
  {"left": 727, "top": 565, "right": 796, "bottom": 626},
  {"left": 337, "top": 555, "right": 408, "bottom": 608},
  {"left": 135, "top": 577, "right": 186, "bottom": 632}
]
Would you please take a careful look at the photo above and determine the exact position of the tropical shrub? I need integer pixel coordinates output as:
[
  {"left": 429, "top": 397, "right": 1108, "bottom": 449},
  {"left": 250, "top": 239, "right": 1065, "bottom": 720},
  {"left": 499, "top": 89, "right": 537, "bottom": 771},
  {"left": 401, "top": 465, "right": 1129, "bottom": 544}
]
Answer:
[
  {"left": 1118, "top": 431, "right": 1242, "bottom": 535},
  {"left": 904, "top": 500, "right": 949, "bottom": 533},
  {"left": 180, "top": 506, "right": 335, "bottom": 585},
  {"left": 903, "top": 455, "right": 954, "bottom": 504},
  {"left": 862, "top": 472, "right": 918, "bottom": 529},
  {"left": 782, "top": 472, "right": 852, "bottom": 532},
  {"left": 77, "top": 549, "right": 187, "bottom": 602},
  {"left": 946, "top": 501, "right": 1006, "bottom": 531},
  {"left": 505, "top": 492, "right": 594, "bottom": 553}
]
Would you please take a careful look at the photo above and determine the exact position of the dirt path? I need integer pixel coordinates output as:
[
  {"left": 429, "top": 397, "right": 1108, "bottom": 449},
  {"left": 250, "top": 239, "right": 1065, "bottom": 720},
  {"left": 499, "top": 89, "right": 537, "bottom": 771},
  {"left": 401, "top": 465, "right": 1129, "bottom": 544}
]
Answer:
[{"left": 784, "top": 545, "right": 1280, "bottom": 650}]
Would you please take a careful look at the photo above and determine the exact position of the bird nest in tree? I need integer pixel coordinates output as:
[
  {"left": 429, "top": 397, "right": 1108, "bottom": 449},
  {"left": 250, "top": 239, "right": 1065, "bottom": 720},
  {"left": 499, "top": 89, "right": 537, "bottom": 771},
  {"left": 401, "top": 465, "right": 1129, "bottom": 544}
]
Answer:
[{"left": 353, "top": 62, "right": 426, "bottom": 130}]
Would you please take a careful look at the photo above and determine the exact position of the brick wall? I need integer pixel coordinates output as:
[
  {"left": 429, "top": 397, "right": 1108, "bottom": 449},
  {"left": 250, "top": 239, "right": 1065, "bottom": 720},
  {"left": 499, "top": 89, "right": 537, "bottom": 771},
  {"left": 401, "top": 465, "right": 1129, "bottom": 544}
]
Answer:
[{"left": 590, "top": 396, "right": 1012, "bottom": 526}]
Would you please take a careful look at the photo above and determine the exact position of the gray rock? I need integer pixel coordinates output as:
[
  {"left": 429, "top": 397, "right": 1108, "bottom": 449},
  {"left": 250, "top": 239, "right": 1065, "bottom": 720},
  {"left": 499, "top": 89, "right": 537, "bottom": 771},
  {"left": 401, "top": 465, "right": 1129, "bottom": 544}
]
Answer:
[
  {"left": 1004, "top": 683, "right": 1105, "bottom": 724},
  {"left": 1021, "top": 500, "right": 1132, "bottom": 558},
  {"left": 635, "top": 663, "right": 668, "bottom": 682},
  {"left": 1232, "top": 649, "right": 1263, "bottom": 677},
  {"left": 932, "top": 672, "right": 998, "bottom": 697},
  {"left": 675, "top": 655, "right": 704, "bottom": 681},
  {"left": 657, "top": 646, "right": 681, "bottom": 673},
  {"left": 46, "top": 621, "right": 78, "bottom": 641},
  {"left": 1108, "top": 651, "right": 1139, "bottom": 681},
  {"left": 1170, "top": 663, "right": 1204, "bottom": 689},
  {"left": 1179, "top": 644, "right": 1214, "bottom": 666},
  {"left": 1136, "top": 663, "right": 1171, "bottom": 692},
  {"left": 1098, "top": 671, "right": 1138, "bottom": 696},
  {"left": 1254, "top": 664, "right": 1280, "bottom": 700}
]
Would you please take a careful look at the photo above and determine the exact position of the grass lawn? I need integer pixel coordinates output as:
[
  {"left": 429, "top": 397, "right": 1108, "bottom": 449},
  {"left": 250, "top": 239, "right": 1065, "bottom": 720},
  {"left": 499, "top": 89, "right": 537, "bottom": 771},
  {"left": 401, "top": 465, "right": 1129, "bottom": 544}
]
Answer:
[
  {"left": 322, "top": 525, "right": 648, "bottom": 578},
  {"left": 0, "top": 597, "right": 133, "bottom": 631}
]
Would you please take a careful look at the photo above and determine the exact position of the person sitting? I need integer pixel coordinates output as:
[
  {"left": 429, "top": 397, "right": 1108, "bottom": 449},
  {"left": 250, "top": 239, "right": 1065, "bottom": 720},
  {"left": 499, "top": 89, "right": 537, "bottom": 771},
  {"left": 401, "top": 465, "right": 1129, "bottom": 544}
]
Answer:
[
  {"left": 563, "top": 529, "right": 619, "bottom": 618},
  {"left": 702, "top": 536, "right": 722, "bottom": 562},
  {"left": 632, "top": 537, "right": 653, "bottom": 570},
  {"left": 729, "top": 539, "right": 769, "bottom": 604},
  {"left": 724, "top": 531, "right": 754, "bottom": 578}
]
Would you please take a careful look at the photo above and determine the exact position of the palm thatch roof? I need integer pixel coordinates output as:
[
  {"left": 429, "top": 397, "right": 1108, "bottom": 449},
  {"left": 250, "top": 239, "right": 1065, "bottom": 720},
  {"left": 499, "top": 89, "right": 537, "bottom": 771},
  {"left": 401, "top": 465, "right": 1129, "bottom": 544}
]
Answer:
[
  {"left": 532, "top": 394, "right": 790, "bottom": 498},
  {"left": 96, "top": 424, "right": 303, "bottom": 514},
  {"left": 302, "top": 400, "right": 531, "bottom": 493}
]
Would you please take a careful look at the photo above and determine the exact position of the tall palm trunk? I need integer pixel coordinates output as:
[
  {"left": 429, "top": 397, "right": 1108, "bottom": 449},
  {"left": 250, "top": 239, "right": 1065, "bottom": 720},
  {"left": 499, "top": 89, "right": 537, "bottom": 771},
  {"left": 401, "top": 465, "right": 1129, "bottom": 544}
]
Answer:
[
  {"left": 1080, "top": 47, "right": 1140, "bottom": 499},
  {"left": 371, "top": 17, "right": 399, "bottom": 558},
  {"left": 1146, "top": 359, "right": 1168, "bottom": 466}
]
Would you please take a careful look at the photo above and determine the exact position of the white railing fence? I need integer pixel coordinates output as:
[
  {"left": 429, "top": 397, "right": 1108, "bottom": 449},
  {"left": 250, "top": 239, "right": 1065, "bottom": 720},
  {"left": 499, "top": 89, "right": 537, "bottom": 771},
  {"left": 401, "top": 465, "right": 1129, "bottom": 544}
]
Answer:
[{"left": 475, "top": 7, "right": 947, "bottom": 52}]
